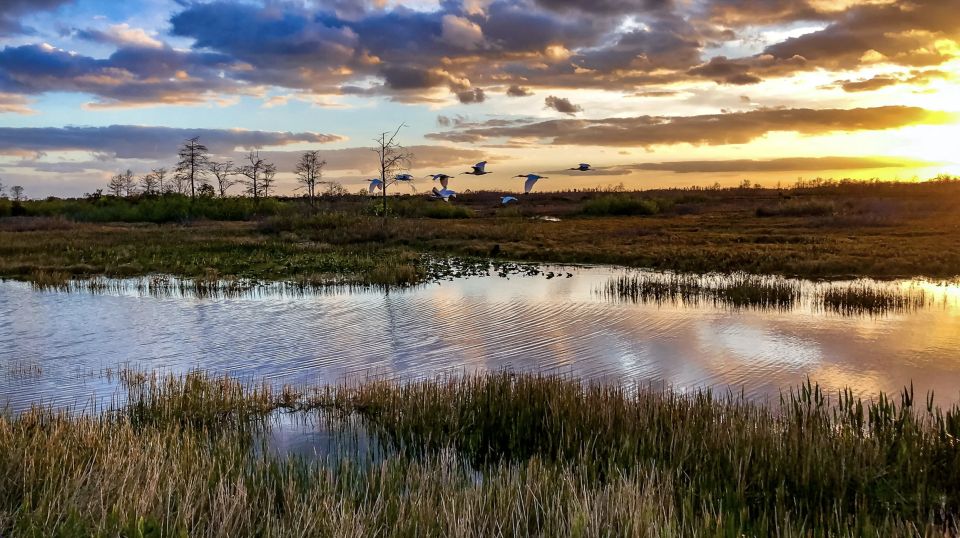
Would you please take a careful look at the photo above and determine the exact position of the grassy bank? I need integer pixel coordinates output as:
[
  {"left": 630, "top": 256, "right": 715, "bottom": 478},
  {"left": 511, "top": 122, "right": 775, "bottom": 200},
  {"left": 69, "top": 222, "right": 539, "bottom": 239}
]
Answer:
[
  {"left": 1, "top": 370, "right": 958, "bottom": 536},
  {"left": 3, "top": 180, "right": 960, "bottom": 288}
]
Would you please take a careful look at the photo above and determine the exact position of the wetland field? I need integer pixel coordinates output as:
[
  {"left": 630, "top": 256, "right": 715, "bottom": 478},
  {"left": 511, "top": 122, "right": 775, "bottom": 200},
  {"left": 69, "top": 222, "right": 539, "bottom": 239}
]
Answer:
[{"left": 3, "top": 180, "right": 960, "bottom": 536}]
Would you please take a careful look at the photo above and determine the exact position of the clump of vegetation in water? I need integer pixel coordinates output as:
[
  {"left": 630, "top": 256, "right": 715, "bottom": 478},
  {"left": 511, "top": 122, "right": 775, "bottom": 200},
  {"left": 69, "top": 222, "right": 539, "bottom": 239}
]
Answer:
[
  {"left": 818, "top": 282, "right": 929, "bottom": 315},
  {"left": 601, "top": 271, "right": 802, "bottom": 309},
  {"left": 2, "top": 370, "right": 958, "bottom": 536}
]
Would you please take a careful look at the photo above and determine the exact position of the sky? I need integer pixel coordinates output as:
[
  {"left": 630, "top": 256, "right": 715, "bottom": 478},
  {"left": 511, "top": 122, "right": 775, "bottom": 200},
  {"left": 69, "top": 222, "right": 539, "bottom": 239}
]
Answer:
[{"left": 0, "top": 0, "right": 958, "bottom": 197}]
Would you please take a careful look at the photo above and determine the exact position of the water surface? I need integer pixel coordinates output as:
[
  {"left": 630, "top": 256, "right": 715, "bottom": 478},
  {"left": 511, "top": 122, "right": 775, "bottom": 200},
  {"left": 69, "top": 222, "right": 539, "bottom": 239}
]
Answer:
[{"left": 2, "top": 267, "right": 959, "bottom": 412}]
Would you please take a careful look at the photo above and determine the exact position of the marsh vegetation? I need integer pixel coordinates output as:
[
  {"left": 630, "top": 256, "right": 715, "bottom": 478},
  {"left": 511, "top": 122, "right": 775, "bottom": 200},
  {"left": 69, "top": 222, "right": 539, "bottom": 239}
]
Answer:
[{"left": 2, "top": 370, "right": 958, "bottom": 536}]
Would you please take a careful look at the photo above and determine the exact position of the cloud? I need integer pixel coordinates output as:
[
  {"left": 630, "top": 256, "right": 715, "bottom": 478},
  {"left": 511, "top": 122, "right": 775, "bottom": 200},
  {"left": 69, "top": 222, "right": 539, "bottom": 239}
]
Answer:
[
  {"left": 76, "top": 24, "right": 164, "bottom": 49},
  {"left": 835, "top": 69, "right": 952, "bottom": 92},
  {"left": 0, "top": 43, "right": 248, "bottom": 108},
  {"left": 625, "top": 156, "right": 935, "bottom": 174},
  {"left": 457, "top": 88, "right": 486, "bottom": 104},
  {"left": 0, "top": 93, "right": 35, "bottom": 114},
  {"left": 0, "top": 0, "right": 69, "bottom": 36},
  {"left": 0, "top": 125, "right": 343, "bottom": 159},
  {"left": 506, "top": 85, "right": 532, "bottom": 97},
  {"left": 440, "top": 14, "right": 484, "bottom": 50},
  {"left": 427, "top": 106, "right": 956, "bottom": 147},
  {"left": 1, "top": 0, "right": 957, "bottom": 107},
  {"left": 256, "top": 145, "right": 503, "bottom": 176},
  {"left": 544, "top": 95, "right": 582, "bottom": 115}
]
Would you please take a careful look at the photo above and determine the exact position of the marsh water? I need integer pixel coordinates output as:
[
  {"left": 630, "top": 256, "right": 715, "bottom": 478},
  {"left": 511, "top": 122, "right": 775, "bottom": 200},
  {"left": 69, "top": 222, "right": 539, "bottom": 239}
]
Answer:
[{"left": 2, "top": 266, "right": 960, "bottom": 415}]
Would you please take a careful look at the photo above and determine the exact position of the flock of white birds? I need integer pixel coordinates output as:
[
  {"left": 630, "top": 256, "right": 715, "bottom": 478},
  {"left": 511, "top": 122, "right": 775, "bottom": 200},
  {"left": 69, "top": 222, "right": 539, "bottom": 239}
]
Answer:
[{"left": 367, "top": 162, "right": 593, "bottom": 204}]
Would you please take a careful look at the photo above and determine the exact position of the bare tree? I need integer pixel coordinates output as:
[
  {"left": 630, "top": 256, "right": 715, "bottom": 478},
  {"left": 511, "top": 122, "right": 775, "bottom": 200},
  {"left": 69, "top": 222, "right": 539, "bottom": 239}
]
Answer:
[
  {"left": 208, "top": 160, "right": 237, "bottom": 197},
  {"left": 120, "top": 169, "right": 137, "bottom": 197},
  {"left": 171, "top": 171, "right": 188, "bottom": 195},
  {"left": 107, "top": 173, "right": 125, "bottom": 197},
  {"left": 323, "top": 181, "right": 348, "bottom": 197},
  {"left": 10, "top": 185, "right": 25, "bottom": 202},
  {"left": 151, "top": 167, "right": 169, "bottom": 194},
  {"left": 294, "top": 150, "right": 326, "bottom": 207},
  {"left": 139, "top": 171, "right": 159, "bottom": 195},
  {"left": 239, "top": 150, "right": 276, "bottom": 200},
  {"left": 239, "top": 151, "right": 264, "bottom": 200},
  {"left": 175, "top": 137, "right": 210, "bottom": 199},
  {"left": 372, "top": 124, "right": 413, "bottom": 217},
  {"left": 261, "top": 163, "right": 277, "bottom": 198}
]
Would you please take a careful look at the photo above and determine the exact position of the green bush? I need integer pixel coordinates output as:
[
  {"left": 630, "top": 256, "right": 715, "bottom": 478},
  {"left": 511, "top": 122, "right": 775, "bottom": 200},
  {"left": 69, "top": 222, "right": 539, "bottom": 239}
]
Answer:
[{"left": 581, "top": 194, "right": 662, "bottom": 216}]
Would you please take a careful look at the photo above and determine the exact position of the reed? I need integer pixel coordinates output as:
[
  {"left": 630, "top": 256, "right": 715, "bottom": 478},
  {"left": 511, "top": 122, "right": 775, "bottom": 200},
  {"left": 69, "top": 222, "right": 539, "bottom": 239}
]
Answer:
[
  {"left": 600, "top": 271, "right": 802, "bottom": 309},
  {"left": 818, "top": 282, "right": 929, "bottom": 315},
  {"left": 2, "top": 370, "right": 956, "bottom": 535}
]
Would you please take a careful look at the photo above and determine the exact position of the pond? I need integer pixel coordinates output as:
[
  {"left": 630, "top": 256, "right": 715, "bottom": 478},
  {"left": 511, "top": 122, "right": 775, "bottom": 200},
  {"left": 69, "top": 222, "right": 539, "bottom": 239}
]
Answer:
[{"left": 2, "top": 265, "right": 959, "bottom": 414}]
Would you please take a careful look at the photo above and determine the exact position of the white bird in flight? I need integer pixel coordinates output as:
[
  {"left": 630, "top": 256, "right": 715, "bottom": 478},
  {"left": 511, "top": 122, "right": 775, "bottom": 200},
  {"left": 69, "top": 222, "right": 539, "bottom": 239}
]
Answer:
[
  {"left": 368, "top": 178, "right": 383, "bottom": 193},
  {"left": 394, "top": 173, "right": 415, "bottom": 182},
  {"left": 570, "top": 163, "right": 592, "bottom": 172},
  {"left": 427, "top": 173, "right": 453, "bottom": 189},
  {"left": 463, "top": 161, "right": 491, "bottom": 175},
  {"left": 501, "top": 196, "right": 518, "bottom": 205},
  {"left": 431, "top": 187, "right": 457, "bottom": 201},
  {"left": 516, "top": 174, "right": 548, "bottom": 193}
]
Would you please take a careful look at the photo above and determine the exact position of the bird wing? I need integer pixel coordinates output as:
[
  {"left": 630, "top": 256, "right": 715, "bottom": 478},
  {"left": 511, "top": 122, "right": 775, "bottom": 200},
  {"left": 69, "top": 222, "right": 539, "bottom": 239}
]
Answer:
[
  {"left": 524, "top": 176, "right": 538, "bottom": 193},
  {"left": 439, "top": 176, "right": 449, "bottom": 188},
  {"left": 474, "top": 161, "right": 487, "bottom": 173},
  {"left": 369, "top": 180, "right": 382, "bottom": 193}
]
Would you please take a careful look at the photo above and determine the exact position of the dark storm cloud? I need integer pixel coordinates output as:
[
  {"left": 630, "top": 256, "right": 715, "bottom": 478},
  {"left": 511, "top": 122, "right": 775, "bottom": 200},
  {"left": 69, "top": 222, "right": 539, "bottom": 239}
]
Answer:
[
  {"left": 0, "top": 125, "right": 342, "bottom": 159},
  {"left": 544, "top": 95, "right": 582, "bottom": 115},
  {"left": 427, "top": 106, "right": 955, "bottom": 147}
]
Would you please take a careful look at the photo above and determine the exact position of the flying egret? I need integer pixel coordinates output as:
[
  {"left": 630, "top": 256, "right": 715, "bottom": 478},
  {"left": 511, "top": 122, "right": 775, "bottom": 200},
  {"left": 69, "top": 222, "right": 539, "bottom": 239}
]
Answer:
[
  {"left": 368, "top": 178, "right": 384, "bottom": 193},
  {"left": 516, "top": 174, "right": 548, "bottom": 194},
  {"left": 569, "top": 163, "right": 591, "bottom": 171},
  {"left": 394, "top": 173, "right": 414, "bottom": 182},
  {"left": 427, "top": 173, "right": 453, "bottom": 189},
  {"left": 431, "top": 187, "right": 457, "bottom": 202},
  {"left": 501, "top": 196, "right": 518, "bottom": 205},
  {"left": 463, "top": 161, "right": 490, "bottom": 175}
]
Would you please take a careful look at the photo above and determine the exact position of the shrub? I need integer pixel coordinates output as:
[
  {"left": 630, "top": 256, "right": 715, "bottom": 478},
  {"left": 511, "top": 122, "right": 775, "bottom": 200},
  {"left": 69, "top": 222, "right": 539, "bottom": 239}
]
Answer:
[
  {"left": 582, "top": 194, "right": 661, "bottom": 216},
  {"left": 15, "top": 195, "right": 288, "bottom": 223},
  {"left": 756, "top": 199, "right": 835, "bottom": 217}
]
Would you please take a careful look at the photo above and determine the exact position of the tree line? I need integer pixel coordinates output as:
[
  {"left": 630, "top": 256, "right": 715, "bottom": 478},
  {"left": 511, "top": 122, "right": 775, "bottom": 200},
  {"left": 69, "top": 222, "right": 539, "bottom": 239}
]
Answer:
[{"left": 104, "top": 137, "right": 331, "bottom": 205}]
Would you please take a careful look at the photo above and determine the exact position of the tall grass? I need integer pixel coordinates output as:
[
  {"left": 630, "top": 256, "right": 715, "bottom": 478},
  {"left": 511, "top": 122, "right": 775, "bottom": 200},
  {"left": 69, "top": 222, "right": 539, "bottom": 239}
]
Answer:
[
  {"left": 2, "top": 370, "right": 957, "bottom": 535},
  {"left": 600, "top": 271, "right": 802, "bottom": 309},
  {"left": 818, "top": 282, "right": 929, "bottom": 315}
]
